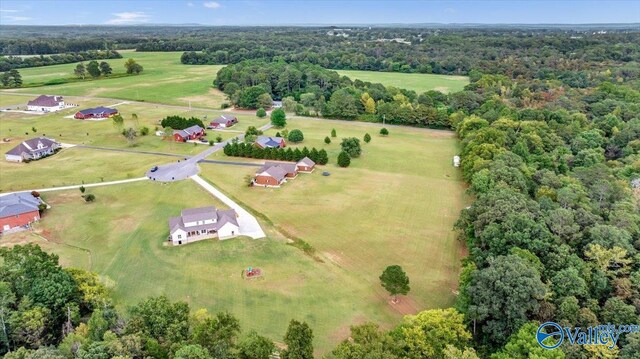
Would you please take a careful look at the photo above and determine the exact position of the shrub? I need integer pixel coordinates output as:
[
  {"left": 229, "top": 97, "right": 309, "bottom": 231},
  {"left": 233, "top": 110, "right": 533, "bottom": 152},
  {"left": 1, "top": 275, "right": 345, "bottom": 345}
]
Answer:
[
  {"left": 324, "top": 136, "right": 331, "bottom": 144},
  {"left": 288, "top": 129, "right": 304, "bottom": 143},
  {"left": 79, "top": 186, "right": 86, "bottom": 193},
  {"left": 140, "top": 126, "right": 149, "bottom": 136},
  {"left": 83, "top": 194, "right": 96, "bottom": 202},
  {"left": 209, "top": 140, "right": 214, "bottom": 146},
  {"left": 340, "top": 137, "right": 362, "bottom": 158},
  {"left": 337, "top": 151, "right": 351, "bottom": 167},
  {"left": 380, "top": 128, "right": 389, "bottom": 136},
  {"left": 364, "top": 133, "right": 371, "bottom": 143},
  {"left": 216, "top": 135, "right": 223, "bottom": 143},
  {"left": 331, "top": 128, "right": 337, "bottom": 137},
  {"left": 30, "top": 191, "right": 40, "bottom": 198},
  {"left": 256, "top": 107, "right": 267, "bottom": 118},
  {"left": 220, "top": 103, "right": 230, "bottom": 109}
]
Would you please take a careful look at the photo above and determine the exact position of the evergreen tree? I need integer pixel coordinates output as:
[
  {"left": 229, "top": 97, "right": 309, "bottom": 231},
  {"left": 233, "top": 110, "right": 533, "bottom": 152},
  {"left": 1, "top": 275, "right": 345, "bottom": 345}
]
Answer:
[{"left": 337, "top": 151, "right": 351, "bottom": 167}]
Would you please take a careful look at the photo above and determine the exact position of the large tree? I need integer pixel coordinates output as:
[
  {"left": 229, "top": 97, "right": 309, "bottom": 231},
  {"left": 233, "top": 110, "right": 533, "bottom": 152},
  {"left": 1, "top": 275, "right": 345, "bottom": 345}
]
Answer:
[
  {"left": 379, "top": 265, "right": 410, "bottom": 303},
  {"left": 86, "top": 60, "right": 101, "bottom": 78},
  {"left": 282, "top": 320, "right": 313, "bottom": 359},
  {"left": 270, "top": 108, "right": 287, "bottom": 128},
  {"left": 340, "top": 137, "right": 362, "bottom": 158}
]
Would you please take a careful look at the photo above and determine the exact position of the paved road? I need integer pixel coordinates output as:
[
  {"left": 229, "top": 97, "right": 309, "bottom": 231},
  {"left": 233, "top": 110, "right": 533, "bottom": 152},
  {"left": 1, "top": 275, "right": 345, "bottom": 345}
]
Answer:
[
  {"left": 146, "top": 122, "right": 272, "bottom": 182},
  {"left": 77, "top": 145, "right": 185, "bottom": 158},
  {"left": 191, "top": 174, "right": 265, "bottom": 239},
  {"left": 0, "top": 177, "right": 149, "bottom": 196}
]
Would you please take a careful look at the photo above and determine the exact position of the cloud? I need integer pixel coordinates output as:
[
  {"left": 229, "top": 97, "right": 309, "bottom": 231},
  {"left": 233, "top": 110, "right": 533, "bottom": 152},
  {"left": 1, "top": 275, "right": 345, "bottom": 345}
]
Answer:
[
  {"left": 2, "top": 15, "right": 32, "bottom": 21},
  {"left": 0, "top": 9, "right": 20, "bottom": 13},
  {"left": 203, "top": 1, "right": 221, "bottom": 9},
  {"left": 187, "top": 2, "right": 194, "bottom": 7},
  {"left": 444, "top": 7, "right": 456, "bottom": 14},
  {"left": 105, "top": 12, "right": 150, "bottom": 25}
]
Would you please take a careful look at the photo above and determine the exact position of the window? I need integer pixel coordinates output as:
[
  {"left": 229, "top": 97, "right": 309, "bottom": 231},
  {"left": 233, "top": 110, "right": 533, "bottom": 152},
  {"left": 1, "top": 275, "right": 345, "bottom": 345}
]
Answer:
[{"left": 177, "top": 234, "right": 182, "bottom": 239}]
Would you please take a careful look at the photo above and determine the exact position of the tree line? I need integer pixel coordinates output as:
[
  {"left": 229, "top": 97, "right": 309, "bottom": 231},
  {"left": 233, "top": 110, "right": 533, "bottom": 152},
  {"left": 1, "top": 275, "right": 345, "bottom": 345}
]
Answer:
[
  {"left": 223, "top": 142, "right": 329, "bottom": 165},
  {"left": 0, "top": 50, "right": 121, "bottom": 72}
]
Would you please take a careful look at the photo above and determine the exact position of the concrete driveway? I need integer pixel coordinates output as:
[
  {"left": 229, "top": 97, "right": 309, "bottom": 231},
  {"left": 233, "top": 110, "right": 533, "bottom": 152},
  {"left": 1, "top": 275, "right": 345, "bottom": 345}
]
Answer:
[{"left": 191, "top": 174, "right": 266, "bottom": 239}]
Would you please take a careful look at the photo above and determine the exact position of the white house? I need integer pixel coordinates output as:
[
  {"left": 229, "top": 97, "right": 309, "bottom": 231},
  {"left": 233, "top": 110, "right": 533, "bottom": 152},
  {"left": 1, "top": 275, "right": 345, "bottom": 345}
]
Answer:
[
  {"left": 5, "top": 137, "right": 61, "bottom": 163},
  {"left": 168, "top": 206, "right": 239, "bottom": 245},
  {"left": 27, "top": 95, "right": 65, "bottom": 112},
  {"left": 453, "top": 155, "right": 461, "bottom": 167}
]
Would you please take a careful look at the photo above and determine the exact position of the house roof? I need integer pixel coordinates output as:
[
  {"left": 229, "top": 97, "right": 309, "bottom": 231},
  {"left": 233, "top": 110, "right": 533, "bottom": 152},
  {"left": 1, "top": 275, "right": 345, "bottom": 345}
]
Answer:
[
  {"left": 5, "top": 137, "right": 59, "bottom": 156},
  {"left": 297, "top": 157, "right": 315, "bottom": 167},
  {"left": 0, "top": 192, "right": 42, "bottom": 218},
  {"left": 169, "top": 206, "right": 239, "bottom": 234},
  {"left": 257, "top": 165, "right": 288, "bottom": 182},
  {"left": 77, "top": 106, "right": 118, "bottom": 116},
  {"left": 27, "top": 95, "right": 63, "bottom": 107},
  {"left": 173, "top": 125, "right": 203, "bottom": 138},
  {"left": 212, "top": 115, "right": 237, "bottom": 124},
  {"left": 256, "top": 136, "right": 284, "bottom": 148},
  {"left": 264, "top": 161, "right": 297, "bottom": 174}
]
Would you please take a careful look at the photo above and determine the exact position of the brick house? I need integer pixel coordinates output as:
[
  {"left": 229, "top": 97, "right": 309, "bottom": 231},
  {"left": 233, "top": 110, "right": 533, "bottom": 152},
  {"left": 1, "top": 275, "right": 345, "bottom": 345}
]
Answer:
[
  {"left": 0, "top": 192, "right": 43, "bottom": 233},
  {"left": 74, "top": 106, "right": 118, "bottom": 119},
  {"left": 173, "top": 125, "right": 205, "bottom": 142},
  {"left": 296, "top": 157, "right": 316, "bottom": 172},
  {"left": 210, "top": 115, "right": 238, "bottom": 129}
]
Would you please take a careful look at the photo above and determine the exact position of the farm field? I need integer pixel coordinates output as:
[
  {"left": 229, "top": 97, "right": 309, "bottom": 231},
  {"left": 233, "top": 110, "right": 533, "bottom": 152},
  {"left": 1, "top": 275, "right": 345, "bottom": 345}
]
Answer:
[
  {"left": 7, "top": 51, "right": 227, "bottom": 108},
  {"left": 1, "top": 180, "right": 397, "bottom": 354},
  {"left": 0, "top": 96, "right": 268, "bottom": 155},
  {"left": 336, "top": 69, "right": 469, "bottom": 93},
  {"left": 201, "top": 118, "right": 468, "bottom": 319}
]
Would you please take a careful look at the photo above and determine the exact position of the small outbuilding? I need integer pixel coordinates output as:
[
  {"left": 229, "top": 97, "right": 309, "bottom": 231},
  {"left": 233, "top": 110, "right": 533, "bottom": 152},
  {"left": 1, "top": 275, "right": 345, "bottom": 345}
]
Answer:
[{"left": 453, "top": 155, "right": 461, "bottom": 167}]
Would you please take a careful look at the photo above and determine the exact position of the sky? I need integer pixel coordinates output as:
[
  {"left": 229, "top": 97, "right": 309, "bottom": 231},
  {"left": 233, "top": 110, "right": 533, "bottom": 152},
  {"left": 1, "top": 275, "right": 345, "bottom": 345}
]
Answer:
[{"left": 0, "top": 1, "right": 638, "bottom": 26}]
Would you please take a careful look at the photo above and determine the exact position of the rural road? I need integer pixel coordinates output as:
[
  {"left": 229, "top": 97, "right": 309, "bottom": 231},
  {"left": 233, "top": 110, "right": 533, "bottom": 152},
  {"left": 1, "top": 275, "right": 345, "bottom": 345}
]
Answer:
[
  {"left": 146, "top": 122, "right": 272, "bottom": 182},
  {"left": 191, "top": 174, "right": 266, "bottom": 239},
  {"left": 0, "top": 177, "right": 149, "bottom": 196}
]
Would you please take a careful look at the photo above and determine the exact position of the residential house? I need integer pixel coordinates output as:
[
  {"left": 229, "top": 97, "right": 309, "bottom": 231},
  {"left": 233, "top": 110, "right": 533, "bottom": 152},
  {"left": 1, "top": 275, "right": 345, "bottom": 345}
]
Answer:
[
  {"left": 5, "top": 137, "right": 61, "bottom": 162},
  {"left": 210, "top": 115, "right": 238, "bottom": 128},
  {"left": 27, "top": 95, "right": 65, "bottom": 112},
  {"left": 74, "top": 106, "right": 118, "bottom": 119},
  {"left": 255, "top": 136, "right": 286, "bottom": 149},
  {"left": 271, "top": 100, "right": 283, "bottom": 108},
  {"left": 168, "top": 206, "right": 239, "bottom": 245},
  {"left": 0, "top": 192, "right": 43, "bottom": 233},
  {"left": 296, "top": 157, "right": 316, "bottom": 172},
  {"left": 173, "top": 125, "right": 205, "bottom": 142}
]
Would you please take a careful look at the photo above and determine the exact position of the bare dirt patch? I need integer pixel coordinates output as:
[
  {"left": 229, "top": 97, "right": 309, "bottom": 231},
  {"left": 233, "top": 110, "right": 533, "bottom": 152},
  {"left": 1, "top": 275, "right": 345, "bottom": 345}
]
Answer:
[{"left": 329, "top": 315, "right": 369, "bottom": 343}]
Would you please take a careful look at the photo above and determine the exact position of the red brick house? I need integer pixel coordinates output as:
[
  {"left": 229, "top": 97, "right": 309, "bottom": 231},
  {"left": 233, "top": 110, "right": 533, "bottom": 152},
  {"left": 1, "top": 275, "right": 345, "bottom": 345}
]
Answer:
[
  {"left": 173, "top": 125, "right": 205, "bottom": 142},
  {"left": 0, "top": 192, "right": 43, "bottom": 233},
  {"left": 210, "top": 115, "right": 238, "bottom": 129},
  {"left": 74, "top": 106, "right": 118, "bottom": 120},
  {"left": 254, "top": 165, "right": 288, "bottom": 187},
  {"left": 296, "top": 157, "right": 316, "bottom": 172}
]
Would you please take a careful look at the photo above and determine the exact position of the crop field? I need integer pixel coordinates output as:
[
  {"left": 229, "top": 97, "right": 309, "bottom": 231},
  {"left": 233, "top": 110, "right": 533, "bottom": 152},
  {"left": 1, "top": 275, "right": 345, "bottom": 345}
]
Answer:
[
  {"left": 336, "top": 69, "right": 469, "bottom": 93},
  {"left": 7, "top": 51, "right": 227, "bottom": 108}
]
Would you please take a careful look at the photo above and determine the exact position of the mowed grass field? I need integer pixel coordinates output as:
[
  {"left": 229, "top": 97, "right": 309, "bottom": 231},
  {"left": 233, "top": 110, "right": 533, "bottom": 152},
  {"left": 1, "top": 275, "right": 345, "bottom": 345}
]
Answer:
[
  {"left": 2, "top": 180, "right": 399, "bottom": 353},
  {"left": 201, "top": 119, "right": 469, "bottom": 321},
  {"left": 0, "top": 96, "right": 269, "bottom": 156},
  {"left": 7, "top": 51, "right": 226, "bottom": 108},
  {"left": 336, "top": 70, "right": 469, "bottom": 94}
]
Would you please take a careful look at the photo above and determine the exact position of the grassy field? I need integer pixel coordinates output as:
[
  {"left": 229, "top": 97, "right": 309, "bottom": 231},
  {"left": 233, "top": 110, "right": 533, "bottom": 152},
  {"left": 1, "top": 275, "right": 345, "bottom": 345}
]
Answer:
[
  {"left": 1, "top": 180, "right": 400, "bottom": 353},
  {"left": 7, "top": 51, "right": 226, "bottom": 108},
  {"left": 0, "top": 97, "right": 268, "bottom": 155},
  {"left": 336, "top": 70, "right": 469, "bottom": 94}
]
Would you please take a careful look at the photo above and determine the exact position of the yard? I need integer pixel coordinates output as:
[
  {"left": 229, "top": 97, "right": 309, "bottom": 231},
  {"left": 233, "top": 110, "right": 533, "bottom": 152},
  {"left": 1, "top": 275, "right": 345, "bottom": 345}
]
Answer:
[{"left": 336, "top": 69, "right": 469, "bottom": 94}]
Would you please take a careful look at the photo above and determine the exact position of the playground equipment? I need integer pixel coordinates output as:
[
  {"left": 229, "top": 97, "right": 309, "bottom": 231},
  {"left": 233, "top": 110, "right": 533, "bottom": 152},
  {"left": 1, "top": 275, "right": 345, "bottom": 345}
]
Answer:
[{"left": 243, "top": 266, "right": 263, "bottom": 279}]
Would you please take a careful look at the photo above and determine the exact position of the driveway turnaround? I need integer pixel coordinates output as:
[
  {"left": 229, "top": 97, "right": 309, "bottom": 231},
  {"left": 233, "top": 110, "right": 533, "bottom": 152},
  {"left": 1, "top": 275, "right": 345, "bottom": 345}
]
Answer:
[
  {"left": 191, "top": 174, "right": 266, "bottom": 239},
  {"left": 0, "top": 177, "right": 149, "bottom": 196}
]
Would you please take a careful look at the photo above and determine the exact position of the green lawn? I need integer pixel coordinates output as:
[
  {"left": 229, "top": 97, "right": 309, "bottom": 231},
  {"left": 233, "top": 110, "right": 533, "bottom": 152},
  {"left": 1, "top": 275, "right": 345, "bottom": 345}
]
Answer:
[
  {"left": 336, "top": 70, "right": 469, "bottom": 94},
  {"left": 8, "top": 51, "right": 227, "bottom": 108},
  {"left": 0, "top": 180, "right": 400, "bottom": 354},
  {"left": 0, "top": 99, "right": 268, "bottom": 155},
  {"left": 0, "top": 147, "right": 172, "bottom": 192}
]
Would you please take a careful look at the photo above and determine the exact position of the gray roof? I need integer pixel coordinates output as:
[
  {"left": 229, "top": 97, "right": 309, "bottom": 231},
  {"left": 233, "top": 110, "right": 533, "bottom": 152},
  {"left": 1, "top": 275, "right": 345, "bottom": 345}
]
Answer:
[
  {"left": 257, "top": 165, "right": 288, "bottom": 182},
  {"left": 212, "top": 115, "right": 237, "bottom": 123},
  {"left": 27, "top": 95, "right": 63, "bottom": 107},
  {"left": 297, "top": 157, "right": 315, "bottom": 167},
  {"left": 0, "top": 192, "right": 42, "bottom": 218},
  {"left": 6, "top": 137, "right": 59, "bottom": 156},
  {"left": 264, "top": 161, "right": 297, "bottom": 174},
  {"left": 169, "top": 206, "right": 238, "bottom": 234},
  {"left": 256, "top": 136, "right": 284, "bottom": 148}
]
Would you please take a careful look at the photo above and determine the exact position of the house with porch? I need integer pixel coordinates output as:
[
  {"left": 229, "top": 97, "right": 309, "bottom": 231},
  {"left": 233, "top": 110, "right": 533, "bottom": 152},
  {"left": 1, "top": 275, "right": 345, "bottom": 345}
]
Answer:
[
  {"left": 253, "top": 158, "right": 316, "bottom": 187},
  {"left": 173, "top": 125, "right": 205, "bottom": 142},
  {"left": 74, "top": 106, "right": 118, "bottom": 120},
  {"left": 5, "top": 137, "right": 61, "bottom": 162},
  {"left": 168, "top": 206, "right": 239, "bottom": 245},
  {"left": 27, "top": 95, "right": 65, "bottom": 112},
  {"left": 0, "top": 192, "right": 43, "bottom": 233}
]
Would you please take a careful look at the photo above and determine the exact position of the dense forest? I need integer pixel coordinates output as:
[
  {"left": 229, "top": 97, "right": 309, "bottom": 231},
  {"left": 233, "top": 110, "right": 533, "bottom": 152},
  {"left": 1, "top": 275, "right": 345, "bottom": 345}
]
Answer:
[{"left": 1, "top": 25, "right": 639, "bottom": 358}]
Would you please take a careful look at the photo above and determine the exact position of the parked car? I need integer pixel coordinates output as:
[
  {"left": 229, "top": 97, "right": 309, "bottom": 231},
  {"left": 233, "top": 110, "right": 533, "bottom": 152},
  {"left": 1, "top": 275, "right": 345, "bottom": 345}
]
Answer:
[
  {"left": 199, "top": 138, "right": 208, "bottom": 143},
  {"left": 150, "top": 166, "right": 158, "bottom": 172}
]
